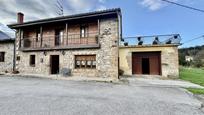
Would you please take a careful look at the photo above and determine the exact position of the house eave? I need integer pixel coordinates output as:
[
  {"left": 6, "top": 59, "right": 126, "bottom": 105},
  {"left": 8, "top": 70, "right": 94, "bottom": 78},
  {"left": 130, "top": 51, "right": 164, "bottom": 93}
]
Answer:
[{"left": 8, "top": 8, "right": 121, "bottom": 29}]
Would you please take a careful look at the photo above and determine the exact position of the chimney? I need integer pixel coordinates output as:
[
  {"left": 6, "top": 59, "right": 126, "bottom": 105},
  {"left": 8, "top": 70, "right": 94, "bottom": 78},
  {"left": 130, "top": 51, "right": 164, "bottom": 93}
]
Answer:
[{"left": 17, "top": 12, "right": 24, "bottom": 24}]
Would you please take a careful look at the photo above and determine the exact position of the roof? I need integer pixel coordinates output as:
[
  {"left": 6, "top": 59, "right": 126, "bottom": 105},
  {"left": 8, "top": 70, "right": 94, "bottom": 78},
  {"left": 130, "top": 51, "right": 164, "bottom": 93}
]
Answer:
[
  {"left": 0, "top": 30, "right": 14, "bottom": 42},
  {"left": 8, "top": 8, "right": 121, "bottom": 29}
]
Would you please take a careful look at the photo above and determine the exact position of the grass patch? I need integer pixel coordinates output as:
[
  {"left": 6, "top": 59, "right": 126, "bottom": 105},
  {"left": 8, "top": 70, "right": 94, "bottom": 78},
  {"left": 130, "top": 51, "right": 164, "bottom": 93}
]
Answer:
[
  {"left": 180, "top": 67, "right": 204, "bottom": 94},
  {"left": 179, "top": 67, "right": 204, "bottom": 86},
  {"left": 187, "top": 88, "right": 204, "bottom": 95}
]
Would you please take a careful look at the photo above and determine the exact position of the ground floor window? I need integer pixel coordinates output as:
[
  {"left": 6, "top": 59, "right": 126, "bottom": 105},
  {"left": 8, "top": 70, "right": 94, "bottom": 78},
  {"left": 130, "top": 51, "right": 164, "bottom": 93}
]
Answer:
[
  {"left": 29, "top": 55, "right": 35, "bottom": 67},
  {"left": 16, "top": 56, "right": 20, "bottom": 61},
  {"left": 75, "top": 55, "right": 96, "bottom": 69},
  {"left": 0, "top": 52, "right": 5, "bottom": 62}
]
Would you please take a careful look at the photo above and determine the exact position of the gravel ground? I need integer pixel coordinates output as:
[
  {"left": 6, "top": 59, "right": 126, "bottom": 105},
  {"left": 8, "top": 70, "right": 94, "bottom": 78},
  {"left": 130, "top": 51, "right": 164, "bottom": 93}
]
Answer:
[{"left": 0, "top": 76, "right": 203, "bottom": 115}]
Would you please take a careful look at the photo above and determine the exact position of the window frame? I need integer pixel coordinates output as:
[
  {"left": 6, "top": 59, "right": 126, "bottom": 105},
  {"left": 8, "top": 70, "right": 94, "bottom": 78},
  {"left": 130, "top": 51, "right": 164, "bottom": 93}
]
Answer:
[{"left": 75, "top": 55, "right": 96, "bottom": 69}]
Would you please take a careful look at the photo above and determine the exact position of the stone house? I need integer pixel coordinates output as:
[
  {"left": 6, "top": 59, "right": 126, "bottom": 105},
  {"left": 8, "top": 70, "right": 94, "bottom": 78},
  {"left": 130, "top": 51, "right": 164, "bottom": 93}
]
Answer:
[
  {"left": 185, "top": 56, "right": 194, "bottom": 62},
  {"left": 0, "top": 30, "right": 15, "bottom": 73},
  {"left": 8, "top": 8, "right": 122, "bottom": 79}
]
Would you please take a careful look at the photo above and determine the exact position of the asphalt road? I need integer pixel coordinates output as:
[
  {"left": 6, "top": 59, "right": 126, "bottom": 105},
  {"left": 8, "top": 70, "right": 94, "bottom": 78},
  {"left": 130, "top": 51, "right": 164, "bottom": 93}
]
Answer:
[{"left": 0, "top": 76, "right": 203, "bottom": 115}]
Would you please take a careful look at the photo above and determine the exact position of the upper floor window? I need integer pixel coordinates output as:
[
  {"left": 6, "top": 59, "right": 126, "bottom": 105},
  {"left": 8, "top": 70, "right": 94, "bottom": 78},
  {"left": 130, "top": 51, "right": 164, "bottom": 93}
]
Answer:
[
  {"left": 0, "top": 52, "right": 5, "bottom": 62},
  {"left": 55, "top": 29, "right": 64, "bottom": 46},
  {"left": 80, "top": 25, "right": 88, "bottom": 38},
  {"left": 36, "top": 29, "right": 41, "bottom": 42}
]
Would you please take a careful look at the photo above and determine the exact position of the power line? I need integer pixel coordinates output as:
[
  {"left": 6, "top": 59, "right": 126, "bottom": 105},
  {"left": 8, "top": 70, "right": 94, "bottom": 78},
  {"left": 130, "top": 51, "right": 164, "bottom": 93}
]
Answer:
[
  {"left": 55, "top": 0, "right": 64, "bottom": 16},
  {"left": 182, "top": 35, "right": 204, "bottom": 45},
  {"left": 161, "top": 0, "right": 204, "bottom": 13}
]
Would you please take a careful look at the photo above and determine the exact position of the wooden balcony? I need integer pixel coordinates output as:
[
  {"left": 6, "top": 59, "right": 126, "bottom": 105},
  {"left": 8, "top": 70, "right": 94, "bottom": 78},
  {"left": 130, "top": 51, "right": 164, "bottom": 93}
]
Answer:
[{"left": 20, "top": 32, "right": 100, "bottom": 51}]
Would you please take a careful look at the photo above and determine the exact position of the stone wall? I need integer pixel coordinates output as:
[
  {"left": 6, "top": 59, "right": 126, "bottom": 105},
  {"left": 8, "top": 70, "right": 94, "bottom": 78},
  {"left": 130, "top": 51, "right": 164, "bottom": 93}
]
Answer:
[
  {"left": 0, "top": 42, "right": 14, "bottom": 73},
  {"left": 15, "top": 18, "right": 119, "bottom": 79},
  {"left": 119, "top": 45, "right": 179, "bottom": 78}
]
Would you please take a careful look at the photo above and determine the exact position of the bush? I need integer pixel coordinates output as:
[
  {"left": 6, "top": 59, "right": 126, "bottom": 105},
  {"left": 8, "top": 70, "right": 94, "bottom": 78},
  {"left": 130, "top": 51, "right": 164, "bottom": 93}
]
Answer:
[{"left": 193, "top": 60, "right": 204, "bottom": 68}]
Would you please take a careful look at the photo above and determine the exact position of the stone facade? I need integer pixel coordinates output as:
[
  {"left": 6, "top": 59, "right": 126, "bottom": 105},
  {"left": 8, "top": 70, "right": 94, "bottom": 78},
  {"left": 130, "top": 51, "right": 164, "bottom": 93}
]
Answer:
[
  {"left": 15, "top": 18, "right": 119, "bottom": 79},
  {"left": 0, "top": 42, "right": 14, "bottom": 73},
  {"left": 119, "top": 45, "right": 179, "bottom": 78}
]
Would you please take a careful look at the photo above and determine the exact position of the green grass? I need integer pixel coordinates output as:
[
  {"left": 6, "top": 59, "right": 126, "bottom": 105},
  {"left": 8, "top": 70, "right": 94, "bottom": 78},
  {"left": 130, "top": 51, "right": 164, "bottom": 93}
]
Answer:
[
  {"left": 179, "top": 67, "right": 204, "bottom": 94},
  {"left": 187, "top": 88, "right": 204, "bottom": 95}
]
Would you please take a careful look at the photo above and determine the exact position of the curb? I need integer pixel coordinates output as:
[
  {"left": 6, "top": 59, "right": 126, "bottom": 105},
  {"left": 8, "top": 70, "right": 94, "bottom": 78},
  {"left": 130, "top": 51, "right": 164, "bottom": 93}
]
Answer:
[{"left": 0, "top": 74, "right": 122, "bottom": 84}]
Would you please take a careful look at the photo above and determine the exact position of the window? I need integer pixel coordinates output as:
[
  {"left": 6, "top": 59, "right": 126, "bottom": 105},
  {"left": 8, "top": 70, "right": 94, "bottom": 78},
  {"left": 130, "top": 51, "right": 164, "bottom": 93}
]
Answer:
[
  {"left": 30, "top": 55, "right": 35, "bottom": 66},
  {"left": 80, "top": 25, "right": 88, "bottom": 38},
  {"left": 0, "top": 52, "right": 5, "bottom": 62},
  {"left": 55, "top": 29, "right": 64, "bottom": 46},
  {"left": 16, "top": 56, "right": 20, "bottom": 61},
  {"left": 36, "top": 29, "right": 41, "bottom": 42},
  {"left": 75, "top": 55, "right": 96, "bottom": 69}
]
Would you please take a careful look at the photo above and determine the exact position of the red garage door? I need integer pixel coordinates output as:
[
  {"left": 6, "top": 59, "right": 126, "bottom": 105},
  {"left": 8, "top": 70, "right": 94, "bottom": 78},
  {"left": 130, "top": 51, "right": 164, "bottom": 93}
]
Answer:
[{"left": 132, "top": 52, "right": 161, "bottom": 75}]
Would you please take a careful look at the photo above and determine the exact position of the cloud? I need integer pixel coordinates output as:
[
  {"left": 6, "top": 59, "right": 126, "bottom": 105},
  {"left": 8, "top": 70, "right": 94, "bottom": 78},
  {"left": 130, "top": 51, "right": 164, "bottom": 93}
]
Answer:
[
  {"left": 139, "top": 0, "right": 179, "bottom": 11},
  {"left": 0, "top": 0, "right": 106, "bottom": 25},
  {"left": 0, "top": 23, "right": 15, "bottom": 38},
  {"left": 0, "top": 0, "right": 106, "bottom": 36}
]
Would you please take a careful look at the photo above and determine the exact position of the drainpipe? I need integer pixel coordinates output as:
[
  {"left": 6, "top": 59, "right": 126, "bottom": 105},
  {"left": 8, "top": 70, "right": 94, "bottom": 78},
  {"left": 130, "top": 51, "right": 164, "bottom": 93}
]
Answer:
[
  {"left": 117, "top": 9, "right": 122, "bottom": 79},
  {"left": 13, "top": 37, "right": 16, "bottom": 72}
]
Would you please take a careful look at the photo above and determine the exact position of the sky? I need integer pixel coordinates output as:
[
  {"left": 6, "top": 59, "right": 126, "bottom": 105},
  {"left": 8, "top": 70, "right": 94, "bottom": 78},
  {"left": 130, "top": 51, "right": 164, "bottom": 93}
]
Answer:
[{"left": 0, "top": 0, "right": 204, "bottom": 48}]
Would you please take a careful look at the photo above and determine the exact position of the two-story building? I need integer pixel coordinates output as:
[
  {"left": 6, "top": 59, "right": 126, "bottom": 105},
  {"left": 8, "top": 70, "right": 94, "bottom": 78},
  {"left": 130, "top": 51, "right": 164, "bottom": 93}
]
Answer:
[
  {"left": 8, "top": 8, "right": 180, "bottom": 79},
  {"left": 8, "top": 8, "right": 122, "bottom": 79}
]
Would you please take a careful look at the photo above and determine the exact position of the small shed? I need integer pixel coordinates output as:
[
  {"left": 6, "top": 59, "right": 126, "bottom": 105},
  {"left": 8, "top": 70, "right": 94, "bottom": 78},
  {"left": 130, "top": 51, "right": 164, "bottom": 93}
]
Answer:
[{"left": 119, "top": 34, "right": 180, "bottom": 78}]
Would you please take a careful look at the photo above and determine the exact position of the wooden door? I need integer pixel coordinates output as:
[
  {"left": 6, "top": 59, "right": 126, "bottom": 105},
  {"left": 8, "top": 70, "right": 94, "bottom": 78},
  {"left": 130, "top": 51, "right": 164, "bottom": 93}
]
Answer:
[
  {"left": 132, "top": 55, "right": 142, "bottom": 74},
  {"left": 132, "top": 52, "right": 161, "bottom": 75},
  {"left": 149, "top": 54, "right": 161, "bottom": 75},
  {"left": 50, "top": 55, "right": 59, "bottom": 74}
]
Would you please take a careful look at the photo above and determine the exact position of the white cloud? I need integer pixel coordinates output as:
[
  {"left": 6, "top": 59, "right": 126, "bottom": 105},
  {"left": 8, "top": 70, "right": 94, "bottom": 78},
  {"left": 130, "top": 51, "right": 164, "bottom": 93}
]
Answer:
[
  {"left": 96, "top": 5, "right": 107, "bottom": 11},
  {"left": 140, "top": 0, "right": 163, "bottom": 11},
  {"left": 0, "top": 0, "right": 107, "bottom": 35},
  {"left": 139, "top": 0, "right": 178, "bottom": 11},
  {"left": 0, "top": 0, "right": 107, "bottom": 24},
  {"left": 0, "top": 23, "right": 15, "bottom": 37},
  {"left": 99, "top": 0, "right": 106, "bottom": 3}
]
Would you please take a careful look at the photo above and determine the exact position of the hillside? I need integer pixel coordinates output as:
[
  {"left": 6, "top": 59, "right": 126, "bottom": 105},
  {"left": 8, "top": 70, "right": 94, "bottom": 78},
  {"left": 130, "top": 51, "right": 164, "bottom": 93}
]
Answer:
[{"left": 179, "top": 45, "right": 204, "bottom": 67}]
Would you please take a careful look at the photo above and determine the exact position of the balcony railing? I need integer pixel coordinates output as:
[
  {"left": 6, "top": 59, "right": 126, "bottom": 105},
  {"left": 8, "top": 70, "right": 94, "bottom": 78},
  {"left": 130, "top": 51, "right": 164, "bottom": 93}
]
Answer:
[{"left": 21, "top": 32, "right": 99, "bottom": 50}]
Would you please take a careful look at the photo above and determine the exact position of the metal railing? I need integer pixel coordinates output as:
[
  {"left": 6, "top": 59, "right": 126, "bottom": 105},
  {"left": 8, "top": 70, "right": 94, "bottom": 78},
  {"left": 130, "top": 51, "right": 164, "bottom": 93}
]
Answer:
[
  {"left": 121, "top": 34, "right": 181, "bottom": 46},
  {"left": 22, "top": 32, "right": 99, "bottom": 49}
]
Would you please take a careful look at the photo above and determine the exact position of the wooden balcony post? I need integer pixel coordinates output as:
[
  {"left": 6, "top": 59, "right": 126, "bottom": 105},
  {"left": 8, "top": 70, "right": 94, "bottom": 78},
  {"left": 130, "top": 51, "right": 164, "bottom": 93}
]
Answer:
[
  {"left": 98, "top": 19, "right": 100, "bottom": 35},
  {"left": 66, "top": 23, "right": 68, "bottom": 45},
  {"left": 18, "top": 29, "right": 21, "bottom": 48},
  {"left": 40, "top": 26, "right": 43, "bottom": 47},
  {"left": 21, "top": 29, "right": 24, "bottom": 48},
  {"left": 97, "top": 19, "right": 100, "bottom": 44}
]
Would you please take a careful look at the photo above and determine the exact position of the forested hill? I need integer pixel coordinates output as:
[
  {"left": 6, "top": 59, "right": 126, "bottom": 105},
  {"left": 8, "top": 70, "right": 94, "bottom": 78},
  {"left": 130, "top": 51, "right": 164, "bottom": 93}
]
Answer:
[
  {"left": 179, "top": 45, "right": 204, "bottom": 67},
  {"left": 179, "top": 45, "right": 204, "bottom": 56}
]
